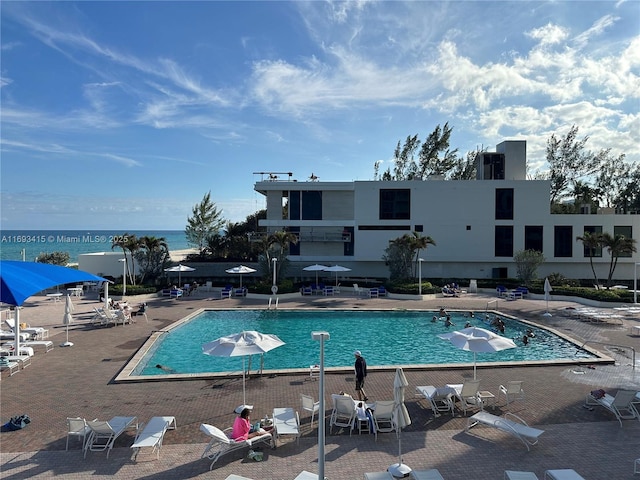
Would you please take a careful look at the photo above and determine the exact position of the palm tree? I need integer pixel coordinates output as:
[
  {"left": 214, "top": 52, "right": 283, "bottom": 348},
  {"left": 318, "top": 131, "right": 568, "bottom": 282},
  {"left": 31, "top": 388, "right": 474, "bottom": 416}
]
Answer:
[
  {"left": 137, "top": 236, "right": 169, "bottom": 283},
  {"left": 576, "top": 231, "right": 603, "bottom": 287},
  {"left": 601, "top": 233, "right": 637, "bottom": 288},
  {"left": 267, "top": 230, "right": 299, "bottom": 277},
  {"left": 410, "top": 232, "right": 436, "bottom": 278}
]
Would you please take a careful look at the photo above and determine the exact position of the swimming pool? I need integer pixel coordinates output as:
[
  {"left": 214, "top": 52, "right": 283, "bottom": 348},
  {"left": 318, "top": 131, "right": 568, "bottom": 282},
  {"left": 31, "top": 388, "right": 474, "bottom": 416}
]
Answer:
[{"left": 125, "top": 309, "right": 598, "bottom": 378}]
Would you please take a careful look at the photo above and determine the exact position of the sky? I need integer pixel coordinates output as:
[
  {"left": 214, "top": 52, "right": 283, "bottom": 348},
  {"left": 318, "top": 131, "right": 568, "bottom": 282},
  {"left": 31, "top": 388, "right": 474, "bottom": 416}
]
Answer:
[{"left": 1, "top": 1, "right": 638, "bottom": 230}]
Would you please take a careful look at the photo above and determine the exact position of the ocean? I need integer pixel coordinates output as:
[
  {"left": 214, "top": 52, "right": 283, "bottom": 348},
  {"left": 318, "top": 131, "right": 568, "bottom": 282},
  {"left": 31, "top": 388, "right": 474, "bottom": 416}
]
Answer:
[{"left": 0, "top": 230, "right": 190, "bottom": 263}]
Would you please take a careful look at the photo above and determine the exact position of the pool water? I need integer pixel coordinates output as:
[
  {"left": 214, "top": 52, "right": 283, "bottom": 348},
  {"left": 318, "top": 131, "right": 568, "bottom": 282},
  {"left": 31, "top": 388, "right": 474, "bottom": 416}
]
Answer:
[{"left": 134, "top": 310, "right": 596, "bottom": 376}]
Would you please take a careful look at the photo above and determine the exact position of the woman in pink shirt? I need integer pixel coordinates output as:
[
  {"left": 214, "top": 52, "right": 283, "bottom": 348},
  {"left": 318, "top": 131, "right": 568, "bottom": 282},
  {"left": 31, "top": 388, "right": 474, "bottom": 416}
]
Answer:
[{"left": 231, "top": 408, "right": 266, "bottom": 441}]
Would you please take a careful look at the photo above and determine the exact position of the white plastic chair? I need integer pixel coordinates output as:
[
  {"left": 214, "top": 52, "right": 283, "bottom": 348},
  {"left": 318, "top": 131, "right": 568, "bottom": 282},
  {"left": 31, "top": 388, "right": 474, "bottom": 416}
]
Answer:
[
  {"left": 371, "top": 400, "right": 396, "bottom": 440},
  {"left": 301, "top": 394, "right": 320, "bottom": 429},
  {"left": 66, "top": 417, "right": 96, "bottom": 451},
  {"left": 329, "top": 394, "right": 356, "bottom": 434},
  {"left": 499, "top": 381, "right": 525, "bottom": 406}
]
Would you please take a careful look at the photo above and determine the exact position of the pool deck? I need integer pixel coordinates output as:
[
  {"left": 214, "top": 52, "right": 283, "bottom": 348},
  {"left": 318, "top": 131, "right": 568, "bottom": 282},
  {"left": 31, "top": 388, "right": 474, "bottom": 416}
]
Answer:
[{"left": 1, "top": 290, "right": 639, "bottom": 479}]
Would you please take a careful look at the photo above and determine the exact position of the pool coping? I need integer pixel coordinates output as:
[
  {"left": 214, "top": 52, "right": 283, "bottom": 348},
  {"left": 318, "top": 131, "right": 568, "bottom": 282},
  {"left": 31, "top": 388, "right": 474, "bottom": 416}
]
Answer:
[{"left": 113, "top": 307, "right": 614, "bottom": 383}]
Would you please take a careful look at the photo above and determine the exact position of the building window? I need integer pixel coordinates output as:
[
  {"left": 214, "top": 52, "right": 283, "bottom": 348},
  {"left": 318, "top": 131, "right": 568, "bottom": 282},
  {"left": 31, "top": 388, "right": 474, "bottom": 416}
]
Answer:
[
  {"left": 554, "top": 226, "right": 573, "bottom": 257},
  {"left": 614, "top": 226, "right": 633, "bottom": 257},
  {"left": 482, "top": 153, "right": 505, "bottom": 180},
  {"left": 495, "top": 226, "right": 513, "bottom": 257},
  {"left": 524, "top": 226, "right": 543, "bottom": 252},
  {"left": 288, "top": 227, "right": 300, "bottom": 256},
  {"left": 380, "top": 189, "right": 410, "bottom": 220},
  {"left": 414, "top": 225, "right": 423, "bottom": 232},
  {"left": 343, "top": 227, "right": 354, "bottom": 256},
  {"left": 302, "top": 191, "right": 322, "bottom": 220},
  {"left": 495, "top": 188, "right": 514, "bottom": 220},
  {"left": 289, "top": 191, "right": 300, "bottom": 220},
  {"left": 582, "top": 226, "right": 602, "bottom": 258}
]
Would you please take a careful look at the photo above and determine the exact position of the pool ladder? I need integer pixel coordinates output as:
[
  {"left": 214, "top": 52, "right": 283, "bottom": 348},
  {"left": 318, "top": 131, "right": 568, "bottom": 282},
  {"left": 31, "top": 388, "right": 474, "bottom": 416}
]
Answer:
[{"left": 268, "top": 296, "right": 279, "bottom": 310}]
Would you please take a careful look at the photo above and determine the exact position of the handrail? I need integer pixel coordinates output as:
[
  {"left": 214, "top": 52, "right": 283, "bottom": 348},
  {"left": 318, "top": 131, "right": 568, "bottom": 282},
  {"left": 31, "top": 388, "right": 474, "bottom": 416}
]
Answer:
[
  {"left": 580, "top": 340, "right": 636, "bottom": 370},
  {"left": 486, "top": 299, "right": 499, "bottom": 313}
]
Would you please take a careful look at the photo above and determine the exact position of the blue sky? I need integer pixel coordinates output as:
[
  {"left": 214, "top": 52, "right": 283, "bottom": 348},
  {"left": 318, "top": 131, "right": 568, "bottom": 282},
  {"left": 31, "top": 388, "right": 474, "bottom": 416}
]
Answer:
[{"left": 1, "top": 1, "right": 638, "bottom": 230}]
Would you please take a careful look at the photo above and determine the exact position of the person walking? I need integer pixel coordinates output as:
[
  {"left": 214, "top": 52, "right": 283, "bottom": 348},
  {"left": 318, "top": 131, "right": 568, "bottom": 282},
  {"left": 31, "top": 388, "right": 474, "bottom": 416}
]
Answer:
[{"left": 354, "top": 350, "right": 368, "bottom": 402}]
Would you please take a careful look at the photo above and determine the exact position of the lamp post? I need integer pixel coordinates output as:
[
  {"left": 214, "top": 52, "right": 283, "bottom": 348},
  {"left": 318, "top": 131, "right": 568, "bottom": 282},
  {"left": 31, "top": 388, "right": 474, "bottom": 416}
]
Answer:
[
  {"left": 418, "top": 258, "right": 424, "bottom": 296},
  {"left": 271, "top": 257, "right": 278, "bottom": 296},
  {"left": 312, "top": 331, "right": 330, "bottom": 480},
  {"left": 119, "top": 258, "right": 126, "bottom": 300},
  {"left": 635, "top": 262, "right": 639, "bottom": 304}
]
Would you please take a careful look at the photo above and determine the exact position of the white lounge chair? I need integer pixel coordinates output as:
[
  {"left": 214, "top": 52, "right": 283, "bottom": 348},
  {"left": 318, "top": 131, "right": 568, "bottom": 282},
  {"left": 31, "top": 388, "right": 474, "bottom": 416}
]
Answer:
[
  {"left": 0, "top": 357, "right": 20, "bottom": 376},
  {"left": 364, "top": 473, "right": 395, "bottom": 480},
  {"left": 4, "top": 318, "right": 48, "bottom": 339},
  {"left": 371, "top": 400, "right": 396, "bottom": 440},
  {"left": 499, "top": 381, "right": 525, "bottom": 406},
  {"left": 131, "top": 416, "right": 176, "bottom": 460},
  {"left": 0, "top": 330, "right": 30, "bottom": 342},
  {"left": 585, "top": 389, "right": 639, "bottom": 426},
  {"left": 84, "top": 416, "right": 138, "bottom": 458},
  {"left": 3, "top": 339, "right": 54, "bottom": 353},
  {"left": 504, "top": 472, "right": 539, "bottom": 480},
  {"left": 447, "top": 379, "right": 481, "bottom": 415},
  {"left": 329, "top": 394, "right": 356, "bottom": 435},
  {"left": 411, "top": 470, "right": 446, "bottom": 480},
  {"left": 466, "top": 411, "right": 544, "bottom": 451},
  {"left": 416, "top": 386, "right": 455, "bottom": 417},
  {"left": 0, "top": 354, "right": 31, "bottom": 369},
  {"left": 200, "top": 423, "right": 273, "bottom": 470},
  {"left": 544, "top": 470, "right": 586, "bottom": 480}
]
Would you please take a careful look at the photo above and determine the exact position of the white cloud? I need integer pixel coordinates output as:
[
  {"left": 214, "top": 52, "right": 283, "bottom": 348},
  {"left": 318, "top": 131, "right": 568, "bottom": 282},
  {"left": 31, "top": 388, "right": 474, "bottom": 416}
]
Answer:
[{"left": 526, "top": 23, "right": 570, "bottom": 46}]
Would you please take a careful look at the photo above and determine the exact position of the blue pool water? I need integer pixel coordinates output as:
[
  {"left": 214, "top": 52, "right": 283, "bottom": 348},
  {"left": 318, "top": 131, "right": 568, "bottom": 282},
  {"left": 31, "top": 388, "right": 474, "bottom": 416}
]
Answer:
[{"left": 134, "top": 310, "right": 596, "bottom": 376}]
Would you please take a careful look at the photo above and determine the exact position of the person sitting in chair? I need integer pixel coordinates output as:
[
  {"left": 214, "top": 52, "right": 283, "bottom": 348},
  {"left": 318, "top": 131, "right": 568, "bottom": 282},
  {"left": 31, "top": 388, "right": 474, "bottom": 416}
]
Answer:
[{"left": 231, "top": 408, "right": 267, "bottom": 441}]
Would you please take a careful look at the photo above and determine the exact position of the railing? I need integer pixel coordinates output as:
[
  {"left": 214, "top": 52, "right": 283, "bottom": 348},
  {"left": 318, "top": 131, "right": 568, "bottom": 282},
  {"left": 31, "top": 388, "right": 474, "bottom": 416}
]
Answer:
[
  {"left": 486, "top": 299, "right": 499, "bottom": 313},
  {"left": 249, "top": 232, "right": 351, "bottom": 243},
  {"left": 580, "top": 340, "right": 636, "bottom": 370}
]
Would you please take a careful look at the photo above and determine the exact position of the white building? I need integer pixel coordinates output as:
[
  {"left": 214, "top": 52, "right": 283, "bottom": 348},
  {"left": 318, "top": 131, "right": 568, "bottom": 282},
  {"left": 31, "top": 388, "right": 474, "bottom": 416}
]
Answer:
[{"left": 255, "top": 141, "right": 639, "bottom": 281}]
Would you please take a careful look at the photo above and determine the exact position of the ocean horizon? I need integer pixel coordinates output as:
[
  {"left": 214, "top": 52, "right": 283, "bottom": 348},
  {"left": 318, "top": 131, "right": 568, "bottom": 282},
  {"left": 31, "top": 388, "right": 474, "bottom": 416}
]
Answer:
[{"left": 0, "top": 230, "right": 190, "bottom": 263}]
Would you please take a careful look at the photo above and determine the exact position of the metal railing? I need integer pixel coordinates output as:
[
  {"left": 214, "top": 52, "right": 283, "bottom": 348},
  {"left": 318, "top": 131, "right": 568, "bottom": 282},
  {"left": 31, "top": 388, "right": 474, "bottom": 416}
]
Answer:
[{"left": 580, "top": 340, "right": 636, "bottom": 370}]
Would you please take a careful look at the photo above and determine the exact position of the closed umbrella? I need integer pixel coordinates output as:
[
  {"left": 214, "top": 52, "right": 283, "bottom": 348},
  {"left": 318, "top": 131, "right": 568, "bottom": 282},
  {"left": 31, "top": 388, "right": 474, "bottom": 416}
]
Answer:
[
  {"left": 61, "top": 294, "right": 74, "bottom": 347},
  {"left": 438, "top": 326, "right": 517, "bottom": 380},
  {"left": 543, "top": 278, "right": 553, "bottom": 317},
  {"left": 225, "top": 265, "right": 257, "bottom": 289},
  {"left": 202, "top": 331, "right": 285, "bottom": 411},
  {"left": 324, "top": 265, "right": 351, "bottom": 287},
  {"left": 164, "top": 264, "right": 195, "bottom": 287},
  {"left": 389, "top": 367, "right": 412, "bottom": 478},
  {"left": 303, "top": 264, "right": 329, "bottom": 286}
]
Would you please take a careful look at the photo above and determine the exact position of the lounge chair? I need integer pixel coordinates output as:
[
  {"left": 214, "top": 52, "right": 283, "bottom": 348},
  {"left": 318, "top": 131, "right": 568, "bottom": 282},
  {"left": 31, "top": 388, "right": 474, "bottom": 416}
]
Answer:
[
  {"left": 84, "top": 416, "right": 138, "bottom": 458},
  {"left": 200, "top": 423, "right": 273, "bottom": 470},
  {"left": 447, "top": 379, "right": 481, "bottom": 415},
  {"left": 585, "top": 389, "right": 639, "bottom": 426},
  {"left": 371, "top": 400, "right": 396, "bottom": 439},
  {"left": 3, "top": 339, "right": 54, "bottom": 353},
  {"left": 353, "top": 284, "right": 364, "bottom": 297},
  {"left": 221, "top": 286, "right": 233, "bottom": 298},
  {"left": 272, "top": 407, "right": 300, "bottom": 447},
  {"left": 329, "top": 394, "right": 356, "bottom": 434},
  {"left": 300, "top": 286, "right": 313, "bottom": 296},
  {"left": 368, "top": 288, "right": 379, "bottom": 298},
  {"left": 416, "top": 385, "right": 455, "bottom": 417},
  {"left": 234, "top": 287, "right": 248, "bottom": 297},
  {"left": 411, "top": 470, "right": 446, "bottom": 480},
  {"left": 499, "top": 381, "right": 525, "bottom": 406},
  {"left": 301, "top": 394, "right": 320, "bottom": 428},
  {"left": 466, "top": 411, "right": 544, "bottom": 451},
  {"left": 0, "top": 356, "right": 20, "bottom": 376},
  {"left": 504, "top": 472, "right": 539, "bottom": 480},
  {"left": 364, "top": 473, "right": 395, "bottom": 480},
  {"left": 544, "top": 470, "right": 586, "bottom": 480},
  {"left": 5, "top": 318, "right": 48, "bottom": 339},
  {"left": 0, "top": 353, "right": 31, "bottom": 369},
  {"left": 66, "top": 417, "right": 96, "bottom": 451},
  {"left": 131, "top": 416, "right": 176, "bottom": 460},
  {"left": 169, "top": 289, "right": 183, "bottom": 299},
  {"left": 378, "top": 286, "right": 388, "bottom": 297},
  {"left": 496, "top": 285, "right": 508, "bottom": 297},
  {"left": 0, "top": 330, "right": 30, "bottom": 342}
]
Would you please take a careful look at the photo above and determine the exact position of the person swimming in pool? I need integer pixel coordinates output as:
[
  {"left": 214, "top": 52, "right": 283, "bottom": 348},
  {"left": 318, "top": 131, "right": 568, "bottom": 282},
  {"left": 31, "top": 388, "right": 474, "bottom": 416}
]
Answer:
[{"left": 155, "top": 364, "right": 176, "bottom": 373}]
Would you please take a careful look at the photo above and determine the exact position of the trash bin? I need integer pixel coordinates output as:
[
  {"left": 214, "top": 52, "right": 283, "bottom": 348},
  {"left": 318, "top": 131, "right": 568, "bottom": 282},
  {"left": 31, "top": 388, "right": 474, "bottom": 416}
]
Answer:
[{"left": 469, "top": 279, "right": 477, "bottom": 293}]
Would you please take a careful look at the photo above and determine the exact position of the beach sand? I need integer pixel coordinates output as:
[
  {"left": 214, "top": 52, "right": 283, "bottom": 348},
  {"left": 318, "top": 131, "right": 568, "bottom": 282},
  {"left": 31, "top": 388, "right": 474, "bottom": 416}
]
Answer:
[{"left": 169, "top": 248, "right": 199, "bottom": 262}]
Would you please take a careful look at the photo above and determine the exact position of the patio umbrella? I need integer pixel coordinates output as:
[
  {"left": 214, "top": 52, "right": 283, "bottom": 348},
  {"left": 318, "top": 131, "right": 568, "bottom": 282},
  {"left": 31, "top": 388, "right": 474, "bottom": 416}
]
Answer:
[
  {"left": 225, "top": 265, "right": 257, "bottom": 289},
  {"left": 389, "top": 367, "right": 412, "bottom": 478},
  {"left": 0, "top": 261, "right": 106, "bottom": 356},
  {"left": 438, "top": 326, "right": 517, "bottom": 380},
  {"left": 324, "top": 265, "right": 351, "bottom": 287},
  {"left": 61, "top": 294, "right": 74, "bottom": 347},
  {"left": 164, "top": 264, "right": 195, "bottom": 286},
  {"left": 303, "top": 264, "right": 329, "bottom": 285},
  {"left": 543, "top": 277, "right": 553, "bottom": 317},
  {"left": 202, "top": 330, "right": 285, "bottom": 411}
]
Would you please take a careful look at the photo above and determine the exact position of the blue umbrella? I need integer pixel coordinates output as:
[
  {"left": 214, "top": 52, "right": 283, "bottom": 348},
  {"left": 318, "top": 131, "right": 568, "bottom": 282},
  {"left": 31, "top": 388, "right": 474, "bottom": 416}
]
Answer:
[{"left": 0, "top": 261, "right": 106, "bottom": 352}]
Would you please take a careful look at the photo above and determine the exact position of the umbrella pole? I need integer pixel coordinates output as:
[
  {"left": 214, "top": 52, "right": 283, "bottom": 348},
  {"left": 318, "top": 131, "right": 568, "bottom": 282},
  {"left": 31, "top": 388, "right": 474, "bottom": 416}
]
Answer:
[
  {"left": 242, "top": 356, "right": 246, "bottom": 407},
  {"left": 474, "top": 352, "right": 477, "bottom": 380}
]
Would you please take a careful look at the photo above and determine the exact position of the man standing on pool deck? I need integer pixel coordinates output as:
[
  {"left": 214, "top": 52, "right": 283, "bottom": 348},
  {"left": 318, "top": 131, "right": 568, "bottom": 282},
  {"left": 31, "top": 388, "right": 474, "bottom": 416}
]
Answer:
[{"left": 354, "top": 350, "right": 368, "bottom": 402}]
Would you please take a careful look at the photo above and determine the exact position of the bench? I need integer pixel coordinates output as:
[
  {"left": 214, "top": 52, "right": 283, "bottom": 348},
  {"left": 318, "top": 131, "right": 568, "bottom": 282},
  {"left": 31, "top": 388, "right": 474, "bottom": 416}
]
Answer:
[{"left": 465, "top": 411, "right": 544, "bottom": 451}]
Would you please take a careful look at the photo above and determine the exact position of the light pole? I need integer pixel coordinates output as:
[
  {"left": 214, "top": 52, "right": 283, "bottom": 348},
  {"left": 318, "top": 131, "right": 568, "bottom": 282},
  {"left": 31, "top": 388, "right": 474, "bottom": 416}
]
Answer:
[
  {"left": 418, "top": 258, "right": 424, "bottom": 296},
  {"left": 271, "top": 258, "right": 278, "bottom": 296},
  {"left": 119, "top": 258, "right": 126, "bottom": 300},
  {"left": 312, "top": 331, "right": 330, "bottom": 480},
  {"left": 635, "top": 262, "right": 639, "bottom": 304}
]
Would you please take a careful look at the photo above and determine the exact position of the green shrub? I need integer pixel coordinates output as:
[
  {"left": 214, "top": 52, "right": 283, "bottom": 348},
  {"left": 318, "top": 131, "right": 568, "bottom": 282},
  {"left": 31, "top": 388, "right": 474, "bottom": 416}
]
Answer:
[{"left": 109, "top": 284, "right": 157, "bottom": 296}]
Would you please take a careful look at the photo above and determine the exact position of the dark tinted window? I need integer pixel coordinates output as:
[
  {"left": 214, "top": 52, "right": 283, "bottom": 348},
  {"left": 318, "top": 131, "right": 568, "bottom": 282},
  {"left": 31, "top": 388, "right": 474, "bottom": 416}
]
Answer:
[
  {"left": 495, "top": 226, "right": 513, "bottom": 257},
  {"left": 495, "top": 188, "right": 514, "bottom": 220},
  {"left": 380, "top": 189, "right": 411, "bottom": 220},
  {"left": 524, "top": 226, "right": 543, "bottom": 252},
  {"left": 554, "top": 226, "right": 573, "bottom": 257}
]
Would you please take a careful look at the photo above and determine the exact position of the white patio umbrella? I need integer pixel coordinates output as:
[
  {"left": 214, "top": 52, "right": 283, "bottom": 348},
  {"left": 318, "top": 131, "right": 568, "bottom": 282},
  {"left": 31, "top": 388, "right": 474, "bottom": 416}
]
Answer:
[
  {"left": 438, "top": 326, "right": 517, "bottom": 380},
  {"left": 202, "top": 330, "right": 285, "bottom": 411},
  {"left": 225, "top": 265, "right": 257, "bottom": 288},
  {"left": 61, "top": 294, "right": 74, "bottom": 347},
  {"left": 303, "top": 264, "right": 329, "bottom": 285},
  {"left": 164, "top": 264, "right": 196, "bottom": 286},
  {"left": 324, "top": 265, "right": 351, "bottom": 287},
  {"left": 389, "top": 367, "right": 412, "bottom": 478},
  {"left": 543, "top": 277, "right": 553, "bottom": 317}
]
